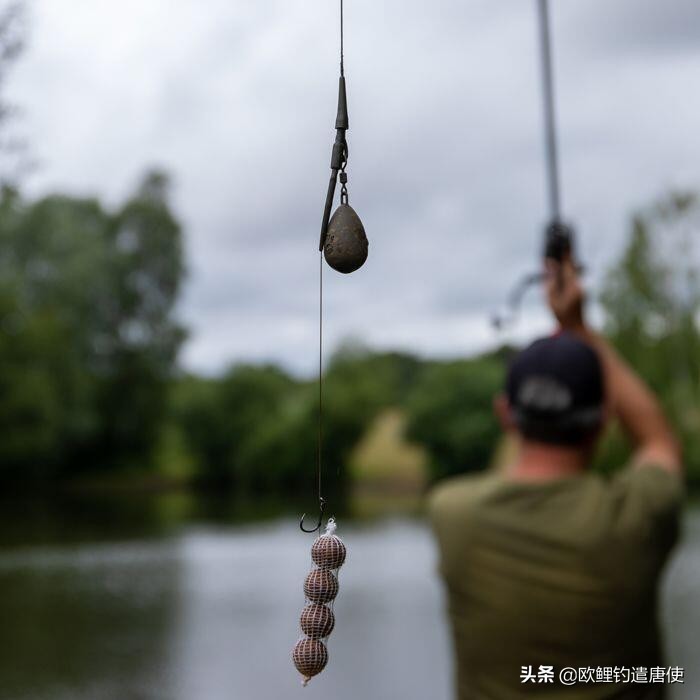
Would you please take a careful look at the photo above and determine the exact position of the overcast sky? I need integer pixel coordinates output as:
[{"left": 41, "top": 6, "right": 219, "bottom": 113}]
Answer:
[{"left": 7, "top": 0, "right": 700, "bottom": 375}]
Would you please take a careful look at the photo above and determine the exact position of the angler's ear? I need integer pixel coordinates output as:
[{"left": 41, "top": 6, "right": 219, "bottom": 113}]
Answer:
[{"left": 493, "top": 393, "right": 516, "bottom": 432}]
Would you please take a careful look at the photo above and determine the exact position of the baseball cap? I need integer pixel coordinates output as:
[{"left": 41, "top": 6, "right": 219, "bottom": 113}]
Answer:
[{"left": 506, "top": 331, "right": 604, "bottom": 445}]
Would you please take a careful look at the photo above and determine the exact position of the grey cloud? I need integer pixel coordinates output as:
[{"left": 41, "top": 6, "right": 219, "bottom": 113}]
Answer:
[
  {"left": 568, "top": 0, "right": 700, "bottom": 56},
  {"left": 8, "top": 0, "right": 700, "bottom": 375}
]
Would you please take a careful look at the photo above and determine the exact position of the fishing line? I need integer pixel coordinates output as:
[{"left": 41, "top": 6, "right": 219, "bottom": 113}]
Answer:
[
  {"left": 316, "top": 250, "right": 324, "bottom": 523},
  {"left": 301, "top": 0, "right": 367, "bottom": 534},
  {"left": 340, "top": 0, "right": 344, "bottom": 77}
]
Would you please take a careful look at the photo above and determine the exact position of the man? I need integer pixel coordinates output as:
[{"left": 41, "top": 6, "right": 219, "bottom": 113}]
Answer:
[{"left": 429, "top": 259, "right": 683, "bottom": 699}]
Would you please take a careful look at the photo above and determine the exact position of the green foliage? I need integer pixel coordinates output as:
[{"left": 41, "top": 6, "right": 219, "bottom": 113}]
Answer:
[
  {"left": 91, "top": 172, "right": 186, "bottom": 467},
  {"left": 174, "top": 346, "right": 424, "bottom": 490},
  {"left": 174, "top": 365, "right": 299, "bottom": 487},
  {"left": 0, "top": 172, "right": 185, "bottom": 481},
  {"left": 0, "top": 292, "right": 65, "bottom": 478},
  {"left": 321, "top": 346, "right": 424, "bottom": 474},
  {"left": 404, "top": 355, "right": 503, "bottom": 481}
]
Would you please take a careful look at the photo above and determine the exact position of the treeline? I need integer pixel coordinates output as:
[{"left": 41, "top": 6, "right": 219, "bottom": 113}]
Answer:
[
  {"left": 171, "top": 349, "right": 504, "bottom": 491},
  {"left": 1, "top": 176, "right": 698, "bottom": 490}
]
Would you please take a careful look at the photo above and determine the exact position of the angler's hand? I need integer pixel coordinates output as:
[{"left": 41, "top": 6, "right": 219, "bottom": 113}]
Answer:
[{"left": 545, "top": 257, "right": 585, "bottom": 331}]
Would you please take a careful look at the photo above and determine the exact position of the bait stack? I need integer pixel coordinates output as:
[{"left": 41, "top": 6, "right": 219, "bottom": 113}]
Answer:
[{"left": 292, "top": 518, "right": 347, "bottom": 686}]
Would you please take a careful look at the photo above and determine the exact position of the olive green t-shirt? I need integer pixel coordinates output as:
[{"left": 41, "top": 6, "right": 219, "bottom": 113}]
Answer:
[{"left": 428, "top": 466, "right": 683, "bottom": 700}]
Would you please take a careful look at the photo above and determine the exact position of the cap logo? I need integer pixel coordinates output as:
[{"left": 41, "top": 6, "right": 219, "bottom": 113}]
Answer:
[{"left": 517, "top": 375, "right": 572, "bottom": 412}]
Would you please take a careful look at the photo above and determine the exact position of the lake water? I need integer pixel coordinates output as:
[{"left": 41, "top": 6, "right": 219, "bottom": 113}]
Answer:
[{"left": 0, "top": 494, "right": 697, "bottom": 700}]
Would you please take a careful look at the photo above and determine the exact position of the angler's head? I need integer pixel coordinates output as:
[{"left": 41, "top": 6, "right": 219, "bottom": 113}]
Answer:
[{"left": 495, "top": 331, "right": 605, "bottom": 454}]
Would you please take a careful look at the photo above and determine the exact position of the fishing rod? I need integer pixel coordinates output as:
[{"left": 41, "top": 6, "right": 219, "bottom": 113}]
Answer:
[{"left": 492, "top": 0, "right": 582, "bottom": 330}]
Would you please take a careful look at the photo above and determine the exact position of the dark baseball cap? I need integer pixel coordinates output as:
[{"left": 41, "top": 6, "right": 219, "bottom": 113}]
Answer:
[{"left": 506, "top": 332, "right": 604, "bottom": 445}]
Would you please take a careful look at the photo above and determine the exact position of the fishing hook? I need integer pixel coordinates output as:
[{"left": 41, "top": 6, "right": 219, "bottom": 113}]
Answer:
[{"left": 299, "top": 497, "right": 326, "bottom": 534}]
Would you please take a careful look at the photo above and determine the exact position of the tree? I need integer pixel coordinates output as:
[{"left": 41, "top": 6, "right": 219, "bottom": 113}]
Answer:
[
  {"left": 92, "top": 171, "right": 186, "bottom": 468},
  {"left": 174, "top": 365, "right": 298, "bottom": 487},
  {"left": 405, "top": 355, "right": 503, "bottom": 481},
  {"left": 599, "top": 192, "right": 700, "bottom": 479},
  {"left": 0, "top": 1, "right": 28, "bottom": 185},
  {"left": 0, "top": 171, "right": 186, "bottom": 481}
]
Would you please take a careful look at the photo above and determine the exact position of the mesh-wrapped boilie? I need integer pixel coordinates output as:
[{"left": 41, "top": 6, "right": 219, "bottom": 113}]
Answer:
[
  {"left": 300, "top": 603, "right": 335, "bottom": 639},
  {"left": 303, "top": 569, "right": 339, "bottom": 604},
  {"left": 312, "top": 529, "right": 347, "bottom": 570},
  {"left": 292, "top": 518, "right": 346, "bottom": 686},
  {"left": 292, "top": 638, "right": 328, "bottom": 680}
]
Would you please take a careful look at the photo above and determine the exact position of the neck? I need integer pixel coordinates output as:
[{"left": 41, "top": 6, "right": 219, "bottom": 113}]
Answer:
[{"left": 508, "top": 438, "right": 587, "bottom": 481}]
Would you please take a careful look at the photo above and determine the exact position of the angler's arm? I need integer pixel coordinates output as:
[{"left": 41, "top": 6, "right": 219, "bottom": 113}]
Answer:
[{"left": 545, "top": 259, "right": 682, "bottom": 476}]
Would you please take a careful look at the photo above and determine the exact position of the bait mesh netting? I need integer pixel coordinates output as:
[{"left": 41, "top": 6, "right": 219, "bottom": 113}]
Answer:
[{"left": 292, "top": 518, "right": 347, "bottom": 686}]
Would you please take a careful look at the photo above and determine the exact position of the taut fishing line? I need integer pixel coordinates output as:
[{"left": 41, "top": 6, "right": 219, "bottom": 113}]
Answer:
[{"left": 292, "top": 0, "right": 366, "bottom": 686}]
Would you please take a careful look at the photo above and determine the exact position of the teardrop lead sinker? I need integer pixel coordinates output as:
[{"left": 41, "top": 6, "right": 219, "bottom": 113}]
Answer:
[{"left": 323, "top": 204, "right": 368, "bottom": 274}]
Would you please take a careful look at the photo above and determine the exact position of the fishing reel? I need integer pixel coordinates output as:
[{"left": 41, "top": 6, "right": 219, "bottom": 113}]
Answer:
[
  {"left": 491, "top": 220, "right": 582, "bottom": 330},
  {"left": 543, "top": 219, "right": 574, "bottom": 262},
  {"left": 317, "top": 75, "right": 368, "bottom": 274}
]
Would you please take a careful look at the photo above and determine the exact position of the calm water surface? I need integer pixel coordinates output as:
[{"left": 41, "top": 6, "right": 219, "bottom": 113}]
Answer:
[{"left": 0, "top": 495, "right": 697, "bottom": 700}]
